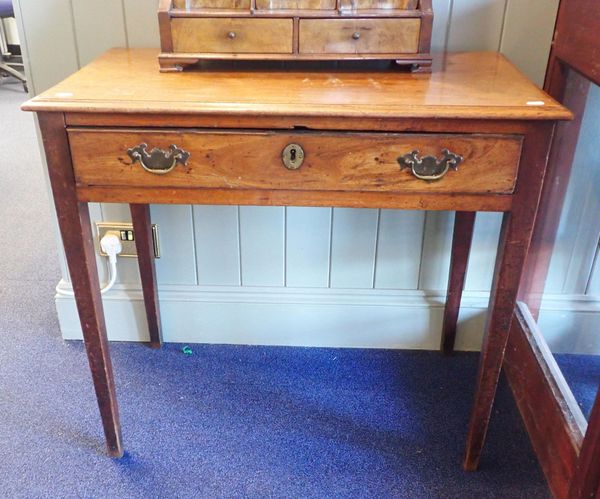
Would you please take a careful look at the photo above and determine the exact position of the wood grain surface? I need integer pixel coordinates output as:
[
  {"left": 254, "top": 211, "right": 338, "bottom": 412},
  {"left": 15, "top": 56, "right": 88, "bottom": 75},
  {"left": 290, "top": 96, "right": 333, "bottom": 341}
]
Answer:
[
  {"left": 568, "top": 394, "right": 600, "bottom": 498},
  {"left": 28, "top": 43, "right": 567, "bottom": 465},
  {"left": 173, "top": 0, "right": 251, "bottom": 8},
  {"left": 172, "top": 18, "right": 293, "bottom": 53},
  {"left": 551, "top": 0, "right": 600, "bottom": 87},
  {"left": 75, "top": 186, "right": 512, "bottom": 212},
  {"left": 130, "top": 204, "right": 163, "bottom": 348},
  {"left": 255, "top": 0, "right": 336, "bottom": 9},
  {"left": 299, "top": 19, "right": 420, "bottom": 54},
  {"left": 510, "top": 2, "right": 600, "bottom": 497},
  {"left": 163, "top": 0, "right": 429, "bottom": 68},
  {"left": 38, "top": 112, "right": 124, "bottom": 458},
  {"left": 441, "top": 211, "right": 476, "bottom": 354},
  {"left": 339, "top": 0, "right": 417, "bottom": 9},
  {"left": 68, "top": 129, "right": 522, "bottom": 195},
  {"left": 22, "top": 50, "right": 571, "bottom": 121},
  {"left": 505, "top": 302, "right": 586, "bottom": 499},
  {"left": 463, "top": 123, "right": 555, "bottom": 471}
]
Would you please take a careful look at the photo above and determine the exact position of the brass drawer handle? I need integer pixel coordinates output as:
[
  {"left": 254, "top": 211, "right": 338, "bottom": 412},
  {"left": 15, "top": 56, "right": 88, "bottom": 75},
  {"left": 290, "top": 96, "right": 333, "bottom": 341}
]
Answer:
[
  {"left": 127, "top": 143, "right": 190, "bottom": 175},
  {"left": 227, "top": 31, "right": 236, "bottom": 39},
  {"left": 397, "top": 149, "right": 463, "bottom": 181},
  {"left": 282, "top": 143, "right": 305, "bottom": 170}
]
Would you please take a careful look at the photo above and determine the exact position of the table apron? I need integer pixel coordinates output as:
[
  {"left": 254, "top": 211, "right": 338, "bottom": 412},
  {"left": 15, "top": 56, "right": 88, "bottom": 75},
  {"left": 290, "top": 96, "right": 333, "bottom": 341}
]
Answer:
[{"left": 75, "top": 186, "right": 513, "bottom": 211}]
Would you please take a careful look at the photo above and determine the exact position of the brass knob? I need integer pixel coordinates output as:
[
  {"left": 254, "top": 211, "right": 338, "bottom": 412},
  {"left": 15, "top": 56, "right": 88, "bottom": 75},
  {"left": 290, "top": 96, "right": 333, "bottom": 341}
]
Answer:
[
  {"left": 352, "top": 32, "right": 361, "bottom": 40},
  {"left": 227, "top": 31, "right": 236, "bottom": 39}
]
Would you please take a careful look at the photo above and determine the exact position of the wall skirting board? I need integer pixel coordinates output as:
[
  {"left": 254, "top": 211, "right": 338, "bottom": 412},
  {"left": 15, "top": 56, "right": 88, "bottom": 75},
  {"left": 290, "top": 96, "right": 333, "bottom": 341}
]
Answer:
[{"left": 55, "top": 285, "right": 600, "bottom": 353}]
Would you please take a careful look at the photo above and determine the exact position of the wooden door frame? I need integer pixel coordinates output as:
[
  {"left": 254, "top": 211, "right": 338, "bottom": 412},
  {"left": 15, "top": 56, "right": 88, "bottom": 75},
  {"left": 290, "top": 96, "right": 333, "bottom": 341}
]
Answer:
[{"left": 505, "top": 1, "right": 600, "bottom": 497}]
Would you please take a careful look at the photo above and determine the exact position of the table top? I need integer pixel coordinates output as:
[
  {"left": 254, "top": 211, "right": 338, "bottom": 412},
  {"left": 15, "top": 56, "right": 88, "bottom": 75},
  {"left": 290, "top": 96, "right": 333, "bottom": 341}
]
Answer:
[{"left": 23, "top": 49, "right": 570, "bottom": 121}]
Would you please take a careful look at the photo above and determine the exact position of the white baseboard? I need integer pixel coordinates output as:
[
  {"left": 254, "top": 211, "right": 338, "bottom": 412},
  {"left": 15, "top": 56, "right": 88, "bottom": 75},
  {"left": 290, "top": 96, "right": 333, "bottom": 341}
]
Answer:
[{"left": 55, "top": 284, "right": 600, "bottom": 353}]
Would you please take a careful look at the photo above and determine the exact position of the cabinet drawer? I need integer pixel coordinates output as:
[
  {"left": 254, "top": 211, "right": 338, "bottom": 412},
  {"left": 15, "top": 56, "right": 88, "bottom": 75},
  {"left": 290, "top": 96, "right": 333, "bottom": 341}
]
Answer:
[
  {"left": 172, "top": 0, "right": 251, "bottom": 9},
  {"left": 339, "top": 0, "right": 418, "bottom": 10},
  {"left": 299, "top": 19, "right": 420, "bottom": 54},
  {"left": 68, "top": 130, "right": 522, "bottom": 195},
  {"left": 171, "top": 18, "right": 293, "bottom": 54},
  {"left": 255, "top": 0, "right": 336, "bottom": 9}
]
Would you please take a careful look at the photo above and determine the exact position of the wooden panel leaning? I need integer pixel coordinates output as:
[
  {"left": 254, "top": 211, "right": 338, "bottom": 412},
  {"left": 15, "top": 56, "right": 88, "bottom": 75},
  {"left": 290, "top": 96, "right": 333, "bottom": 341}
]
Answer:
[
  {"left": 158, "top": 0, "right": 433, "bottom": 71},
  {"left": 506, "top": 0, "right": 600, "bottom": 497},
  {"left": 568, "top": 394, "right": 600, "bottom": 499},
  {"left": 504, "top": 303, "right": 586, "bottom": 499}
]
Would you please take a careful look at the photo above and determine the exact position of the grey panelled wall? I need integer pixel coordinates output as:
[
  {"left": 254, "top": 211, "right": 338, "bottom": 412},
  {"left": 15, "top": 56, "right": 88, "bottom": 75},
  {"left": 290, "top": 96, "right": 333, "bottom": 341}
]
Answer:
[{"left": 13, "top": 0, "right": 600, "bottom": 351}]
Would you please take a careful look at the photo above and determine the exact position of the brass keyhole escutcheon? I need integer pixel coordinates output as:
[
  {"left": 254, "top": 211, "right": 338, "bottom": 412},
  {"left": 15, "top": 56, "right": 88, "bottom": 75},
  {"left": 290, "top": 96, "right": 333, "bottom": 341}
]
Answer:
[{"left": 282, "top": 143, "right": 305, "bottom": 170}]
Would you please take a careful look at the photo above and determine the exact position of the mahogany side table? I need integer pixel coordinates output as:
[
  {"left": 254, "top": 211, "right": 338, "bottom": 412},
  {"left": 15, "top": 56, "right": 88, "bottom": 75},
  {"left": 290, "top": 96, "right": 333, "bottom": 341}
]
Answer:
[{"left": 23, "top": 49, "right": 571, "bottom": 470}]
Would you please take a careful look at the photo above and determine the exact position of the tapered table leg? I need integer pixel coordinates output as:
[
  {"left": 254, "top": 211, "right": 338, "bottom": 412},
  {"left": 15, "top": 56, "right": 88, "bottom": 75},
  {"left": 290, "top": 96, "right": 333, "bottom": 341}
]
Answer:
[
  {"left": 463, "top": 124, "right": 555, "bottom": 471},
  {"left": 441, "top": 211, "right": 476, "bottom": 355},
  {"left": 130, "top": 204, "right": 163, "bottom": 348},
  {"left": 39, "top": 113, "right": 123, "bottom": 457}
]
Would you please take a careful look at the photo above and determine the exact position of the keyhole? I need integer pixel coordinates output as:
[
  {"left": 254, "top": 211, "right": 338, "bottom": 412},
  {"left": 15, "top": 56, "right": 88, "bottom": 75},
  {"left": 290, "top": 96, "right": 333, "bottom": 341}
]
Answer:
[{"left": 282, "top": 143, "right": 304, "bottom": 170}]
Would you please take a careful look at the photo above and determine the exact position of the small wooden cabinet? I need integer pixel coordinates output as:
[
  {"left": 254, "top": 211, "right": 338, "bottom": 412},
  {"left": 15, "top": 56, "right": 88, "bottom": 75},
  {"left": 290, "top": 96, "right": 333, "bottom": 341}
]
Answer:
[{"left": 158, "top": 0, "right": 433, "bottom": 71}]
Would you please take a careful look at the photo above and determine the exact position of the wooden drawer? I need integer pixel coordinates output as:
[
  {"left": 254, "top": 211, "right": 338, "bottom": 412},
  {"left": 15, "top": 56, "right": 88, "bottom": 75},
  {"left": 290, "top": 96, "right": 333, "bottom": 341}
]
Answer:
[
  {"left": 68, "top": 130, "right": 522, "bottom": 195},
  {"left": 255, "top": 0, "right": 336, "bottom": 9},
  {"left": 171, "top": 18, "right": 293, "bottom": 54},
  {"left": 299, "top": 19, "right": 420, "bottom": 54},
  {"left": 172, "top": 0, "right": 251, "bottom": 9},
  {"left": 339, "top": 0, "right": 418, "bottom": 10}
]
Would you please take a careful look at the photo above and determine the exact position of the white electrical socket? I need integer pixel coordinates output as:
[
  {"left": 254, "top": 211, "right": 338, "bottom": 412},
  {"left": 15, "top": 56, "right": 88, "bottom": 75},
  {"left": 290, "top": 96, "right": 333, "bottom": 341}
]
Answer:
[{"left": 95, "top": 222, "right": 160, "bottom": 258}]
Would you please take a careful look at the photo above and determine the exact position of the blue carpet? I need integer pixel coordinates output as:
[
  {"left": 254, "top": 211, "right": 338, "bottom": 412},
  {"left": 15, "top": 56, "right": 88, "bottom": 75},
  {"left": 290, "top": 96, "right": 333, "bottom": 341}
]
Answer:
[
  {"left": 1, "top": 336, "right": 553, "bottom": 498},
  {"left": 556, "top": 354, "right": 600, "bottom": 419}
]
